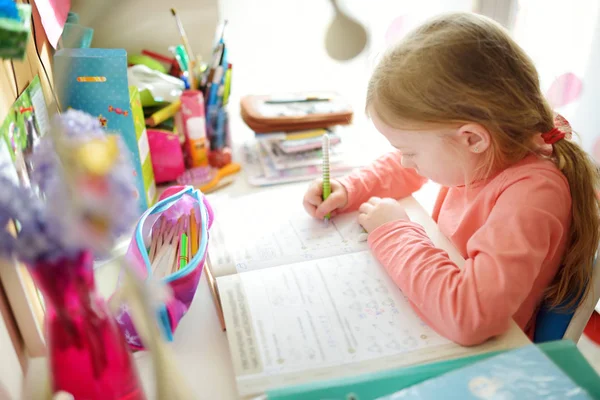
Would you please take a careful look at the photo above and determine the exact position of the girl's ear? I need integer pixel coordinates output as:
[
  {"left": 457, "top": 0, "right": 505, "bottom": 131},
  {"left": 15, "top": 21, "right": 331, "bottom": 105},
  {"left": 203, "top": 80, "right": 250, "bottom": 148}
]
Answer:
[{"left": 456, "top": 123, "right": 492, "bottom": 154}]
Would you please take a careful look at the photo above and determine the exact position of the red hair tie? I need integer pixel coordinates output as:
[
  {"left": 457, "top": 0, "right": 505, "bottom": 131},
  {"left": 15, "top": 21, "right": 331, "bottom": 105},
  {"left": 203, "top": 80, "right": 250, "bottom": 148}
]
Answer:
[{"left": 541, "top": 114, "right": 572, "bottom": 145}]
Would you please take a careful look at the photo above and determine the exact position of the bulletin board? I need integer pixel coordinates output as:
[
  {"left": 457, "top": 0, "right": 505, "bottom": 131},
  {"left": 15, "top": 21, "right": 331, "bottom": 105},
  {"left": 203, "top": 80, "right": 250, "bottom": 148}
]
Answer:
[{"left": 0, "top": 0, "right": 59, "bottom": 388}]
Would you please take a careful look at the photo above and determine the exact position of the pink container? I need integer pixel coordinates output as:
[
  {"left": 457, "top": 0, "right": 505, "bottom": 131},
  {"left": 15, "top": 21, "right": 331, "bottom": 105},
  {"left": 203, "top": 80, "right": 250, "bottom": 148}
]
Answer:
[
  {"left": 147, "top": 129, "right": 185, "bottom": 184},
  {"left": 29, "top": 251, "right": 145, "bottom": 399}
]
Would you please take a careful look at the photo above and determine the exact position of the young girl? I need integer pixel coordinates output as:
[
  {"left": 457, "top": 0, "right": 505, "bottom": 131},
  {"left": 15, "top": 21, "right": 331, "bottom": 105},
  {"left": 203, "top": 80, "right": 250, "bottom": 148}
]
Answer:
[{"left": 303, "top": 12, "right": 600, "bottom": 346}]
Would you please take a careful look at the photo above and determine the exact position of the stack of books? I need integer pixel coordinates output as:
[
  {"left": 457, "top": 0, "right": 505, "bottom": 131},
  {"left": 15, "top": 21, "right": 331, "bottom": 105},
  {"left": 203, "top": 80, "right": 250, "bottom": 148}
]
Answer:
[{"left": 243, "top": 127, "right": 365, "bottom": 186}]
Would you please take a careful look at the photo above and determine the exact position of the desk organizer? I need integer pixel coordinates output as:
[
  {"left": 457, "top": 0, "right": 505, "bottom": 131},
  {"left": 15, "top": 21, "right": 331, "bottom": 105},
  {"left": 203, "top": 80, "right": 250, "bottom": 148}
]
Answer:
[{"left": 54, "top": 48, "right": 154, "bottom": 212}]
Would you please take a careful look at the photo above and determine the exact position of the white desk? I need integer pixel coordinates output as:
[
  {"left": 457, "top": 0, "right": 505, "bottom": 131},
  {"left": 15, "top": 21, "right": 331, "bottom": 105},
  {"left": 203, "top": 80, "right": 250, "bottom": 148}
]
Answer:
[
  {"left": 23, "top": 110, "right": 531, "bottom": 398},
  {"left": 24, "top": 171, "right": 530, "bottom": 399}
]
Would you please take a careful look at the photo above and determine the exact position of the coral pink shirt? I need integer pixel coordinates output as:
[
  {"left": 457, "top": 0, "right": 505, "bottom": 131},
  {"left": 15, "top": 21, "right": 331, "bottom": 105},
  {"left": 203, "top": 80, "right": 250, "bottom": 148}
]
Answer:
[{"left": 338, "top": 151, "right": 571, "bottom": 346}]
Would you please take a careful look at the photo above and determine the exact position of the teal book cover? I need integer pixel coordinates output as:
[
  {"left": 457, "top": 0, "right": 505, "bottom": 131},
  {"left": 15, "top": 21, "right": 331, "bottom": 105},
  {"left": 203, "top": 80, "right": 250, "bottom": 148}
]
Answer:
[{"left": 377, "top": 345, "right": 591, "bottom": 399}]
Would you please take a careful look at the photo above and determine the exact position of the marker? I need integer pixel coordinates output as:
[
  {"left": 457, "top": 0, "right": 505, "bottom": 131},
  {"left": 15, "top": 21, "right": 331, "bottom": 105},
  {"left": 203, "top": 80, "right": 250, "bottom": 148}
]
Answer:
[
  {"left": 322, "top": 134, "right": 331, "bottom": 225},
  {"left": 145, "top": 100, "right": 181, "bottom": 127},
  {"left": 171, "top": 8, "right": 196, "bottom": 89}
]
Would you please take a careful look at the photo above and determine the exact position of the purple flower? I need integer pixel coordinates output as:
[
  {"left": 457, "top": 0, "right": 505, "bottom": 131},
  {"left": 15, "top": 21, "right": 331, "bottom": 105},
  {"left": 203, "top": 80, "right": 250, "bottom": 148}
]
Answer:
[
  {"left": 30, "top": 110, "right": 140, "bottom": 257},
  {"left": 0, "top": 109, "right": 141, "bottom": 264},
  {"left": 0, "top": 174, "right": 78, "bottom": 264},
  {"left": 56, "top": 109, "right": 105, "bottom": 138}
]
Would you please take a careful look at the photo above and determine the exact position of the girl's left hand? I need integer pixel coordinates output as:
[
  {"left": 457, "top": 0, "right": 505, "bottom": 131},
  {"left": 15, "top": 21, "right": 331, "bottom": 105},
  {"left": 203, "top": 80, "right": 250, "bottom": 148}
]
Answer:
[{"left": 358, "top": 197, "right": 410, "bottom": 233}]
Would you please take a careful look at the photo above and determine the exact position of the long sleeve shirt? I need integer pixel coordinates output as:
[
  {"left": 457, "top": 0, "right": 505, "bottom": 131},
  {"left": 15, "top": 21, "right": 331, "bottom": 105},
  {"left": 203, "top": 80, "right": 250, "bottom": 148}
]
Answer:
[{"left": 338, "top": 151, "right": 571, "bottom": 345}]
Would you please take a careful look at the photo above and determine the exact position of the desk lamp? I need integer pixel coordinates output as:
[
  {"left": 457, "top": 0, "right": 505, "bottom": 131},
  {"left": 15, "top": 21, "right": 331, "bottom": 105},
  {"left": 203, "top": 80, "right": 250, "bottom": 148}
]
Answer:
[{"left": 325, "top": 0, "right": 368, "bottom": 61}]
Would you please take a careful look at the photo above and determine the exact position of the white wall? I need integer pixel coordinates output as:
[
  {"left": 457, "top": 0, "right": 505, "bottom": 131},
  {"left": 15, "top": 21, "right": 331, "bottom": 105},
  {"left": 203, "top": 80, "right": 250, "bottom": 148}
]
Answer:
[
  {"left": 572, "top": 17, "right": 600, "bottom": 157},
  {"left": 218, "top": 0, "right": 473, "bottom": 147},
  {"left": 510, "top": 0, "right": 600, "bottom": 158},
  {"left": 70, "top": 0, "right": 219, "bottom": 62}
]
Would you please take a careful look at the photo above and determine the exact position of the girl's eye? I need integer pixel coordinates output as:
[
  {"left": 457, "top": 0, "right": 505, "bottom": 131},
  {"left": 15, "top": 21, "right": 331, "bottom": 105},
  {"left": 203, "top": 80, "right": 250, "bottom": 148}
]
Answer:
[{"left": 403, "top": 153, "right": 416, "bottom": 158}]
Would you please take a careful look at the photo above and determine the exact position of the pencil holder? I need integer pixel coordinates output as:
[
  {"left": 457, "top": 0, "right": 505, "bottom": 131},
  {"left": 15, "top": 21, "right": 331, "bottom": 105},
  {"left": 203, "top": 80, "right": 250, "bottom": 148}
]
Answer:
[
  {"left": 112, "top": 186, "right": 214, "bottom": 349},
  {"left": 207, "top": 104, "right": 232, "bottom": 168}
]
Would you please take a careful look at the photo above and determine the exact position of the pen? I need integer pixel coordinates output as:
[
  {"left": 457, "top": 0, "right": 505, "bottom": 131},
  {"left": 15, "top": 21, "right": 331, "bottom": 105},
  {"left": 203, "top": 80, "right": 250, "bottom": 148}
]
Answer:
[
  {"left": 265, "top": 97, "right": 331, "bottom": 104},
  {"left": 322, "top": 133, "right": 331, "bottom": 225},
  {"left": 172, "top": 44, "right": 189, "bottom": 74},
  {"left": 207, "top": 66, "right": 224, "bottom": 107},
  {"left": 215, "top": 97, "right": 226, "bottom": 149}
]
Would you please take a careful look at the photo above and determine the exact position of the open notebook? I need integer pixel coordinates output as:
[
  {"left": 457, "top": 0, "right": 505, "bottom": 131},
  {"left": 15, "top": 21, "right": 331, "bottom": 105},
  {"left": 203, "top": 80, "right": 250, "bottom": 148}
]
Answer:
[
  {"left": 207, "top": 185, "right": 368, "bottom": 277},
  {"left": 205, "top": 185, "right": 479, "bottom": 397},
  {"left": 205, "top": 185, "right": 368, "bottom": 328}
]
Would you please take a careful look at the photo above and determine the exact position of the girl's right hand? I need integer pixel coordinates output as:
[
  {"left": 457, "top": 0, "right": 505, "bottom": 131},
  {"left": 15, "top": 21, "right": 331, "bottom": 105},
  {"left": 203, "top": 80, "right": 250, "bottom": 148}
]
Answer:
[{"left": 303, "top": 179, "right": 349, "bottom": 220}]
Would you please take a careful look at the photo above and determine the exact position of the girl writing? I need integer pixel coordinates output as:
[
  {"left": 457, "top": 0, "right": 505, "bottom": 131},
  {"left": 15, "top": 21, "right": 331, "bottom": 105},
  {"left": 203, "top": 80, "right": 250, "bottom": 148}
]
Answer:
[{"left": 303, "top": 12, "right": 600, "bottom": 345}]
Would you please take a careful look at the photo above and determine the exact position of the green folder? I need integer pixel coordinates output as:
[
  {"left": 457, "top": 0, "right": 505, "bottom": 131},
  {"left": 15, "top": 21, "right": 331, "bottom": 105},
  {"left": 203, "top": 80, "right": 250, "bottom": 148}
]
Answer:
[{"left": 266, "top": 340, "right": 600, "bottom": 400}]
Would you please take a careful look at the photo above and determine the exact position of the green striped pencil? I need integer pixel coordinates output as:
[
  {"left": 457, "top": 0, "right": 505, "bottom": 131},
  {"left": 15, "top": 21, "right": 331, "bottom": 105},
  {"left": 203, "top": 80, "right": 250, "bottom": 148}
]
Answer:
[
  {"left": 322, "top": 133, "right": 331, "bottom": 225},
  {"left": 179, "top": 233, "right": 189, "bottom": 270}
]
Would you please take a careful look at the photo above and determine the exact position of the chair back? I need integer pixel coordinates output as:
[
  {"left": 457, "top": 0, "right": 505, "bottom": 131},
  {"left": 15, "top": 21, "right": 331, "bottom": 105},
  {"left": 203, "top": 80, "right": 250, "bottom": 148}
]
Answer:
[{"left": 534, "top": 255, "right": 600, "bottom": 343}]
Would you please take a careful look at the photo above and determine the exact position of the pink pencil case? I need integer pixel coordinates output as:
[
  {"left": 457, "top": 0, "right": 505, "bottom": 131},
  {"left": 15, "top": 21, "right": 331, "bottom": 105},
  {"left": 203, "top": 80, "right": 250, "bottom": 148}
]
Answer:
[{"left": 113, "top": 185, "right": 213, "bottom": 349}]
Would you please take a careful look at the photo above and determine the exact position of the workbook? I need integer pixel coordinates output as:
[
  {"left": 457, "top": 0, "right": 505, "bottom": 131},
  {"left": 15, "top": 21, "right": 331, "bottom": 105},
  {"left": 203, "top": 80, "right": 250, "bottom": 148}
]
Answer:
[
  {"left": 206, "top": 184, "right": 503, "bottom": 398},
  {"left": 207, "top": 185, "right": 368, "bottom": 278}
]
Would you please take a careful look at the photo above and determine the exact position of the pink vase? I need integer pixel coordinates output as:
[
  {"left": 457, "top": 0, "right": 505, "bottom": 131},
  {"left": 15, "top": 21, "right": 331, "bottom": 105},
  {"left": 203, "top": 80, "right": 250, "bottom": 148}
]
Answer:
[{"left": 29, "top": 251, "right": 146, "bottom": 399}]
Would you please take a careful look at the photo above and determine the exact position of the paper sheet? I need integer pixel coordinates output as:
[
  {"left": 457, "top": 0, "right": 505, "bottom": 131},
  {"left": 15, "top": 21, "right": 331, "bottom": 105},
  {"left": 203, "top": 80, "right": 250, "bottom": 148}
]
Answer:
[
  {"left": 219, "top": 251, "right": 451, "bottom": 393},
  {"left": 207, "top": 189, "right": 369, "bottom": 277},
  {"left": 28, "top": 77, "right": 51, "bottom": 136}
]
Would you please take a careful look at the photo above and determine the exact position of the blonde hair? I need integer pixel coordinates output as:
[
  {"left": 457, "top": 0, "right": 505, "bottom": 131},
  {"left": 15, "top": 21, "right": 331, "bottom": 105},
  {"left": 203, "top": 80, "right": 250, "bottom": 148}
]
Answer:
[{"left": 367, "top": 12, "right": 600, "bottom": 310}]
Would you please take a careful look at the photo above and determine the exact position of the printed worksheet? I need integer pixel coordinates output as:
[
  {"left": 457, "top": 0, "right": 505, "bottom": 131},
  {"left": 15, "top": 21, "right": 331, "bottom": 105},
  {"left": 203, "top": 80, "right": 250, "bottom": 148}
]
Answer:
[
  {"left": 207, "top": 188, "right": 368, "bottom": 277},
  {"left": 219, "top": 251, "right": 451, "bottom": 395}
]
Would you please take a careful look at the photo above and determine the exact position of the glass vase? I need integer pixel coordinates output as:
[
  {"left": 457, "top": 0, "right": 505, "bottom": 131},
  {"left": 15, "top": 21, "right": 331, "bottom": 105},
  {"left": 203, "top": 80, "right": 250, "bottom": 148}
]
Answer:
[{"left": 28, "top": 250, "right": 146, "bottom": 399}]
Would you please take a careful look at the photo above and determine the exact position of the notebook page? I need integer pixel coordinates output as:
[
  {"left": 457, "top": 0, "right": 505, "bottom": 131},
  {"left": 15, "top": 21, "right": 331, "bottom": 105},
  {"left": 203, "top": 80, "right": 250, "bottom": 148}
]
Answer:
[
  {"left": 218, "top": 250, "right": 452, "bottom": 397},
  {"left": 207, "top": 188, "right": 368, "bottom": 277}
]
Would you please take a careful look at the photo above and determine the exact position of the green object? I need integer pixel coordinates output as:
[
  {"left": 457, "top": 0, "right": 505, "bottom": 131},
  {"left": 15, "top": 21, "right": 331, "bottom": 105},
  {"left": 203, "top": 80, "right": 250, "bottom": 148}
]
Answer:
[
  {"left": 223, "top": 67, "right": 232, "bottom": 105},
  {"left": 174, "top": 45, "right": 189, "bottom": 72},
  {"left": 128, "top": 54, "right": 167, "bottom": 74},
  {"left": 0, "top": 3, "right": 31, "bottom": 60},
  {"left": 179, "top": 233, "right": 188, "bottom": 269},
  {"left": 129, "top": 86, "right": 157, "bottom": 206},
  {"left": 60, "top": 23, "right": 94, "bottom": 48},
  {"left": 0, "top": 76, "right": 50, "bottom": 184},
  {"left": 139, "top": 89, "right": 168, "bottom": 108},
  {"left": 66, "top": 11, "right": 79, "bottom": 24},
  {"left": 266, "top": 341, "right": 600, "bottom": 400}
]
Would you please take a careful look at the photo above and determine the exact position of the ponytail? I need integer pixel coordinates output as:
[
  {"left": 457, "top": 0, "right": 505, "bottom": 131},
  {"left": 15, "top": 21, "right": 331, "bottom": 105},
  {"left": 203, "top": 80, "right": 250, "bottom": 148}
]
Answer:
[{"left": 545, "top": 139, "right": 600, "bottom": 309}]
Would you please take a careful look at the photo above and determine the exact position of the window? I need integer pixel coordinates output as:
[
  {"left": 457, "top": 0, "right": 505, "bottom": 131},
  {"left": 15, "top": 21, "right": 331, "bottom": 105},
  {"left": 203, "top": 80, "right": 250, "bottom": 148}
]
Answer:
[{"left": 510, "top": 0, "right": 600, "bottom": 159}]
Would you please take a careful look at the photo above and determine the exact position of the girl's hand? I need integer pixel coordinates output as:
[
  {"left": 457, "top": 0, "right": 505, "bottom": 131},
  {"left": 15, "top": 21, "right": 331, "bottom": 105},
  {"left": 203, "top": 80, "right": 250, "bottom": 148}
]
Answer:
[
  {"left": 303, "top": 179, "right": 348, "bottom": 220},
  {"left": 358, "top": 197, "right": 410, "bottom": 233}
]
